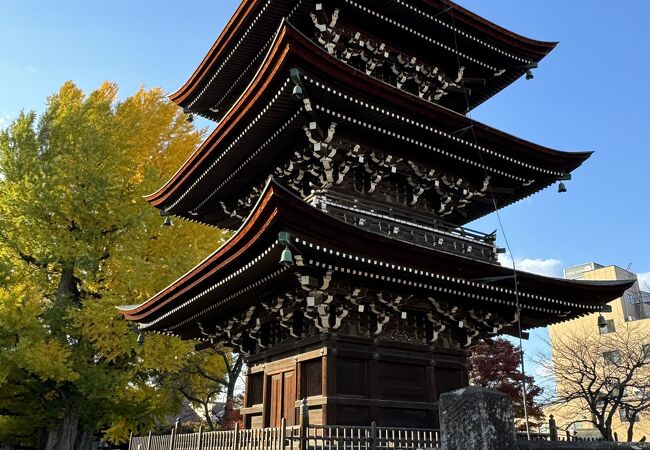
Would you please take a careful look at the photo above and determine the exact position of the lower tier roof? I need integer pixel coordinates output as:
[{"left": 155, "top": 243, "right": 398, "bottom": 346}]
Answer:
[{"left": 120, "top": 181, "right": 633, "bottom": 347}]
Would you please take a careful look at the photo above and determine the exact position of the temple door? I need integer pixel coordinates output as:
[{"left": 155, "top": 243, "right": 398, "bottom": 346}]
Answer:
[
  {"left": 283, "top": 371, "right": 296, "bottom": 425},
  {"left": 270, "top": 374, "right": 283, "bottom": 427},
  {"left": 269, "top": 370, "right": 296, "bottom": 427}
]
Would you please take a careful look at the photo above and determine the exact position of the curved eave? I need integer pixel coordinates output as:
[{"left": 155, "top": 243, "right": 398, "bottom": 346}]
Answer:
[
  {"left": 147, "top": 23, "right": 588, "bottom": 214},
  {"left": 122, "top": 180, "right": 634, "bottom": 327},
  {"left": 435, "top": 0, "right": 557, "bottom": 57},
  {"left": 170, "top": 0, "right": 557, "bottom": 114},
  {"left": 169, "top": 0, "right": 262, "bottom": 106},
  {"left": 123, "top": 180, "right": 284, "bottom": 322}
]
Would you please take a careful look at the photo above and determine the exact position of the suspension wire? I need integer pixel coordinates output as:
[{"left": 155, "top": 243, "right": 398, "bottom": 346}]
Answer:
[{"left": 448, "top": 9, "right": 531, "bottom": 439}]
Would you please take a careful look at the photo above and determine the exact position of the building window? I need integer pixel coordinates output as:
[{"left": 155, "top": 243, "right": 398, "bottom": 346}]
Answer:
[
  {"left": 620, "top": 408, "right": 640, "bottom": 423},
  {"left": 643, "top": 344, "right": 650, "bottom": 361},
  {"left": 598, "top": 319, "right": 616, "bottom": 334},
  {"left": 603, "top": 350, "right": 621, "bottom": 365}
]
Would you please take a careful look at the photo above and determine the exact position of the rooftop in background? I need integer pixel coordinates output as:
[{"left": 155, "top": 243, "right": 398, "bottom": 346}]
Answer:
[
  {"left": 564, "top": 263, "right": 650, "bottom": 322},
  {"left": 564, "top": 262, "right": 604, "bottom": 280}
]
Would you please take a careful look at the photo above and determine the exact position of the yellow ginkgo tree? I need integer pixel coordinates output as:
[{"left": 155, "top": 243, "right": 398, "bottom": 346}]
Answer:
[{"left": 0, "top": 82, "right": 231, "bottom": 449}]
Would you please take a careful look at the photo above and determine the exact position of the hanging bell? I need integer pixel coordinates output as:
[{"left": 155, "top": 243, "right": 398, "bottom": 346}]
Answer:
[
  {"left": 162, "top": 216, "right": 173, "bottom": 227},
  {"left": 187, "top": 113, "right": 194, "bottom": 123},
  {"left": 291, "top": 84, "right": 304, "bottom": 100},
  {"left": 557, "top": 182, "right": 567, "bottom": 193},
  {"left": 137, "top": 333, "right": 145, "bottom": 345},
  {"left": 597, "top": 314, "right": 607, "bottom": 330},
  {"left": 280, "top": 247, "right": 294, "bottom": 267},
  {"left": 525, "top": 70, "right": 534, "bottom": 80}
]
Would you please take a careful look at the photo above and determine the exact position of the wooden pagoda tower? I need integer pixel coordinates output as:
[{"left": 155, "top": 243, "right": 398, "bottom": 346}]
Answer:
[{"left": 121, "top": 0, "right": 633, "bottom": 430}]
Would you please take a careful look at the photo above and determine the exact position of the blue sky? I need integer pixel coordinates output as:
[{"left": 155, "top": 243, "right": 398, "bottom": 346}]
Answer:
[{"left": 2, "top": 1, "right": 649, "bottom": 393}]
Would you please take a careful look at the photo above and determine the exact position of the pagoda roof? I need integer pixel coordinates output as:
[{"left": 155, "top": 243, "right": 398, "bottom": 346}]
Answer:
[
  {"left": 171, "top": 0, "right": 556, "bottom": 118},
  {"left": 122, "top": 181, "right": 633, "bottom": 340},
  {"left": 147, "top": 23, "right": 588, "bottom": 228}
]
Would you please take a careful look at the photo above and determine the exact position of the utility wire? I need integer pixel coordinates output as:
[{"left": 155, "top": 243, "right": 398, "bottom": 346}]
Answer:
[{"left": 448, "top": 9, "right": 532, "bottom": 439}]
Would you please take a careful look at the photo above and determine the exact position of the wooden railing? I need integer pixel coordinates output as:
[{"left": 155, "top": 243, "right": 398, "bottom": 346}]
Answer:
[
  {"left": 296, "top": 424, "right": 440, "bottom": 450},
  {"left": 129, "top": 421, "right": 440, "bottom": 450}
]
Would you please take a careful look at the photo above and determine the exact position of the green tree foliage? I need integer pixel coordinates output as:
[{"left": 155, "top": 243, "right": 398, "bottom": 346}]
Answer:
[{"left": 0, "top": 81, "right": 230, "bottom": 448}]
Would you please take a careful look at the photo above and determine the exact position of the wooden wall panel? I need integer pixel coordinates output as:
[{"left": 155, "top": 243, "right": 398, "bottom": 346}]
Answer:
[
  {"left": 378, "top": 408, "right": 429, "bottom": 427},
  {"left": 301, "top": 359, "right": 323, "bottom": 398},
  {"left": 337, "top": 405, "right": 369, "bottom": 426},
  {"left": 250, "top": 415, "right": 264, "bottom": 429},
  {"left": 336, "top": 358, "right": 367, "bottom": 397},
  {"left": 377, "top": 362, "right": 426, "bottom": 401},
  {"left": 247, "top": 372, "right": 264, "bottom": 406},
  {"left": 435, "top": 367, "right": 464, "bottom": 397}
]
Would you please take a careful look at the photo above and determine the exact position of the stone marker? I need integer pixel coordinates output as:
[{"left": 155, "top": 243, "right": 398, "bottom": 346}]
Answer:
[{"left": 439, "top": 386, "right": 518, "bottom": 450}]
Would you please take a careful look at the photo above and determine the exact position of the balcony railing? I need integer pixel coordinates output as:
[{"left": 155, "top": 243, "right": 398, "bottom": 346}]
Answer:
[{"left": 309, "top": 193, "right": 499, "bottom": 264}]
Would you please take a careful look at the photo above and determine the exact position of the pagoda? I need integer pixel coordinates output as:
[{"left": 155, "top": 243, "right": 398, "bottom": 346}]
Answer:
[{"left": 120, "top": 0, "right": 633, "bottom": 430}]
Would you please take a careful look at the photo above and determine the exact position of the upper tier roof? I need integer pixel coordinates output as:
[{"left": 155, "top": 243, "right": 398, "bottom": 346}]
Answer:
[
  {"left": 147, "top": 24, "right": 587, "bottom": 228},
  {"left": 170, "top": 0, "right": 556, "bottom": 118},
  {"left": 121, "top": 181, "right": 633, "bottom": 341}
]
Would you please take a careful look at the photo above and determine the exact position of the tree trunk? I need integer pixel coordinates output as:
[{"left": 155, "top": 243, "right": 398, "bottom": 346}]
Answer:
[
  {"left": 595, "top": 421, "right": 612, "bottom": 441},
  {"left": 45, "top": 410, "right": 80, "bottom": 450},
  {"left": 36, "top": 427, "right": 50, "bottom": 450},
  {"left": 227, "top": 354, "right": 243, "bottom": 400},
  {"left": 56, "top": 266, "right": 79, "bottom": 304},
  {"left": 204, "top": 402, "right": 215, "bottom": 431},
  {"left": 75, "top": 428, "right": 93, "bottom": 450},
  {"left": 627, "top": 417, "right": 636, "bottom": 442}
]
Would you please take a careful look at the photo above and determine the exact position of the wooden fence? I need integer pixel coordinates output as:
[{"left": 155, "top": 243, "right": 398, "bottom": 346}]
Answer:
[{"left": 129, "top": 421, "right": 441, "bottom": 450}]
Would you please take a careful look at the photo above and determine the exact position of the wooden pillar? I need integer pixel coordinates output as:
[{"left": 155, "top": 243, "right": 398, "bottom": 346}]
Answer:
[
  {"left": 295, "top": 357, "right": 302, "bottom": 425},
  {"left": 368, "top": 342, "right": 379, "bottom": 423},
  {"left": 234, "top": 422, "right": 241, "bottom": 450},
  {"left": 146, "top": 431, "right": 152, "bottom": 450},
  {"left": 298, "top": 398, "right": 309, "bottom": 450},
  {"left": 242, "top": 367, "right": 250, "bottom": 428},
  {"left": 322, "top": 344, "right": 335, "bottom": 424},
  {"left": 261, "top": 369, "right": 269, "bottom": 427},
  {"left": 549, "top": 415, "right": 558, "bottom": 441},
  {"left": 425, "top": 358, "right": 438, "bottom": 427}
]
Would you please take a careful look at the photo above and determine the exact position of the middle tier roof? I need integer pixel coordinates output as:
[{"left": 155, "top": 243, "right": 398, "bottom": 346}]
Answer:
[{"left": 147, "top": 23, "right": 589, "bottom": 229}]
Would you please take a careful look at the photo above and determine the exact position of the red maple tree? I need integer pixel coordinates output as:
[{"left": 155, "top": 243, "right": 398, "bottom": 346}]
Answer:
[{"left": 469, "top": 338, "right": 545, "bottom": 428}]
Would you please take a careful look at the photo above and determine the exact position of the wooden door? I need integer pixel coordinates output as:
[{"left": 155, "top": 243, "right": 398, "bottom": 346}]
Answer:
[
  {"left": 283, "top": 371, "right": 296, "bottom": 425},
  {"left": 269, "top": 374, "right": 283, "bottom": 427},
  {"left": 268, "top": 370, "right": 296, "bottom": 427}
]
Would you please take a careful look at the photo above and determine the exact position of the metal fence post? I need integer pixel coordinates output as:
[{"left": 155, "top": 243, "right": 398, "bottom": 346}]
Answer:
[
  {"left": 197, "top": 426, "right": 203, "bottom": 450},
  {"left": 370, "top": 421, "right": 377, "bottom": 450},
  {"left": 146, "top": 431, "right": 153, "bottom": 450}
]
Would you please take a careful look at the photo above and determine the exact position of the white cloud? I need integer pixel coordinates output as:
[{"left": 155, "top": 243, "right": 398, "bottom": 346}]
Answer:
[
  {"left": 637, "top": 272, "right": 650, "bottom": 291},
  {"left": 498, "top": 252, "right": 563, "bottom": 278},
  {"left": 0, "top": 112, "right": 10, "bottom": 130},
  {"left": 535, "top": 364, "right": 553, "bottom": 378}
]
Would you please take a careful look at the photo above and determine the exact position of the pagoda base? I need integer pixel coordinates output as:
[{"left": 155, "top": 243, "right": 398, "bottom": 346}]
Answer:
[{"left": 241, "top": 333, "right": 468, "bottom": 429}]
